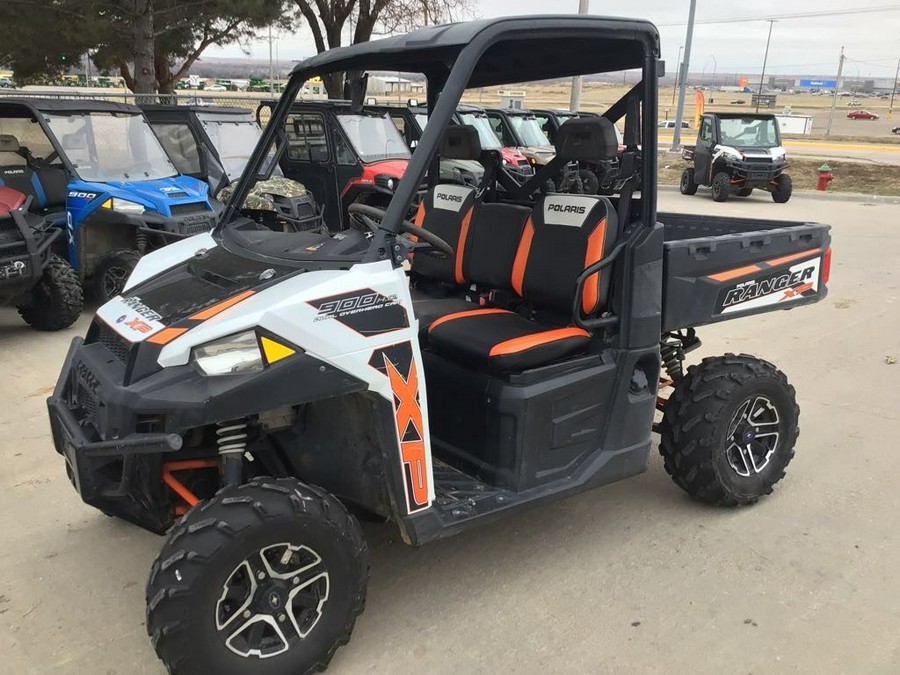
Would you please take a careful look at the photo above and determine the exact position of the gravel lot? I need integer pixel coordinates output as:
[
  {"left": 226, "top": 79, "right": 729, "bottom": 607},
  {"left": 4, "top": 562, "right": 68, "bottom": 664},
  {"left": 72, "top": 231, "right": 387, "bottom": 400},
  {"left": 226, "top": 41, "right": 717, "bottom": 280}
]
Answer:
[{"left": 1, "top": 192, "right": 898, "bottom": 674}]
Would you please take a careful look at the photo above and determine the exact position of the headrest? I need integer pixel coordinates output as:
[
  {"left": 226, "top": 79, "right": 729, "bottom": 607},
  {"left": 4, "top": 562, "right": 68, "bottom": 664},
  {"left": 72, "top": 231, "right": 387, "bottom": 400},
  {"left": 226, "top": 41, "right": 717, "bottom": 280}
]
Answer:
[
  {"left": 440, "top": 124, "right": 482, "bottom": 160},
  {"left": 0, "top": 134, "right": 20, "bottom": 153},
  {"left": 554, "top": 117, "right": 618, "bottom": 161}
]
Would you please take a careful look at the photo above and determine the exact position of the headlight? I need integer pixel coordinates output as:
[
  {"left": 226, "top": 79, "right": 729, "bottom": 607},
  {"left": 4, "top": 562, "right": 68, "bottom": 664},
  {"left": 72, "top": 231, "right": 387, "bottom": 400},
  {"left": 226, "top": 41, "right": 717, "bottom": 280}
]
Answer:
[
  {"left": 192, "top": 331, "right": 263, "bottom": 376},
  {"left": 102, "top": 197, "right": 146, "bottom": 215}
]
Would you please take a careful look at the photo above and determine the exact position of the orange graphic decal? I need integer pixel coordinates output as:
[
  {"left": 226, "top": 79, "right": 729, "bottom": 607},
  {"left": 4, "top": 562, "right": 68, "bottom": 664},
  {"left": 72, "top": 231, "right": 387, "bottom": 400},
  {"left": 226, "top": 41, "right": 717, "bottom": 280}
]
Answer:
[{"left": 383, "top": 353, "right": 429, "bottom": 510}]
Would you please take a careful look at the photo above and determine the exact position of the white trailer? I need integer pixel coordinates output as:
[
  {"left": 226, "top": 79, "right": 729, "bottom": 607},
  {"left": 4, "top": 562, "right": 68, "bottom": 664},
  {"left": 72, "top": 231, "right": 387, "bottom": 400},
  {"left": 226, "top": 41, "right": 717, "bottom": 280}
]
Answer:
[{"left": 775, "top": 114, "right": 814, "bottom": 135}]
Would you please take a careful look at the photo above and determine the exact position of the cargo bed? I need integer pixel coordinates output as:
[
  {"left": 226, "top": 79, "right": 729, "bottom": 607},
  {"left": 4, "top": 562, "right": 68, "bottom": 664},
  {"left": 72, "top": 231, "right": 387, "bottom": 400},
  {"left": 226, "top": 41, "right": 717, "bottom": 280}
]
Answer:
[{"left": 660, "top": 212, "right": 831, "bottom": 332}]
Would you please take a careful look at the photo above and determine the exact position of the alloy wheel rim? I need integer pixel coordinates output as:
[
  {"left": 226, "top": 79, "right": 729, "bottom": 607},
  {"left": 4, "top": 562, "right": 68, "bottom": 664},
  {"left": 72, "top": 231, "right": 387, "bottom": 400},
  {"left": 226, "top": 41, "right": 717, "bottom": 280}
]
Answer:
[
  {"left": 216, "top": 542, "right": 330, "bottom": 659},
  {"left": 102, "top": 265, "right": 129, "bottom": 299},
  {"left": 725, "top": 395, "right": 780, "bottom": 477}
]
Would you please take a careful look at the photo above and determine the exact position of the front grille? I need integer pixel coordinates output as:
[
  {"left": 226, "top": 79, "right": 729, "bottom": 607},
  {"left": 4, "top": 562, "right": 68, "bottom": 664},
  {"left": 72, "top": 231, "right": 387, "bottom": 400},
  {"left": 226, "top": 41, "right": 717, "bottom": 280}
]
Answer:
[
  {"left": 170, "top": 202, "right": 210, "bottom": 216},
  {"left": 77, "top": 383, "right": 97, "bottom": 421},
  {"left": 0, "top": 219, "right": 26, "bottom": 257},
  {"left": 184, "top": 220, "right": 213, "bottom": 235},
  {"left": 743, "top": 156, "right": 773, "bottom": 164},
  {"left": 97, "top": 324, "right": 131, "bottom": 363}
]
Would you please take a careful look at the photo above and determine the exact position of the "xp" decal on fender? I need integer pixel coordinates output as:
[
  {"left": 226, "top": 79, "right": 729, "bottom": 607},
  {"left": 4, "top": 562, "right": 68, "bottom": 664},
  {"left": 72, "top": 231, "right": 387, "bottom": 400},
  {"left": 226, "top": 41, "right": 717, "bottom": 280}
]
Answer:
[{"left": 368, "top": 342, "right": 430, "bottom": 513}]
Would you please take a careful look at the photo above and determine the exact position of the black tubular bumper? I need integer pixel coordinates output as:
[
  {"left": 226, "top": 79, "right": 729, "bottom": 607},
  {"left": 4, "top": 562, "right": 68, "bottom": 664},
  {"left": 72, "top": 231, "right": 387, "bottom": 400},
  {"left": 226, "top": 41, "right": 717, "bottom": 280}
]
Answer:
[{"left": 47, "top": 338, "right": 184, "bottom": 532}]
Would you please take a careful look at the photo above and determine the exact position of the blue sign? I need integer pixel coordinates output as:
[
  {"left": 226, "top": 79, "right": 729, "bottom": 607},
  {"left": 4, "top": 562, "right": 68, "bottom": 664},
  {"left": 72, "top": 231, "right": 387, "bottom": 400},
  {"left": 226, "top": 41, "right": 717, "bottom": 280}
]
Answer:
[{"left": 800, "top": 79, "right": 838, "bottom": 88}]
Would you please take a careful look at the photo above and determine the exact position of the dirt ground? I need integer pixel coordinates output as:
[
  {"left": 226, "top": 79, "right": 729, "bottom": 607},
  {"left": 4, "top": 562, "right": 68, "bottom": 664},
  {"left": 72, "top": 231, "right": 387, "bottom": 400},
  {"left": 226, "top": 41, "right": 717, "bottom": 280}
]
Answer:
[{"left": 1, "top": 193, "right": 898, "bottom": 674}]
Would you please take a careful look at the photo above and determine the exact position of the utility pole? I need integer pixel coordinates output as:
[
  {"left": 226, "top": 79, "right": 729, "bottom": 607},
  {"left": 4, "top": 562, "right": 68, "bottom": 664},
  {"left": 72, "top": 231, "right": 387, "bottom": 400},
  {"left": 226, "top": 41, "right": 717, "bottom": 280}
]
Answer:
[
  {"left": 890, "top": 56, "right": 900, "bottom": 119},
  {"left": 671, "top": 0, "right": 697, "bottom": 150},
  {"left": 825, "top": 47, "right": 845, "bottom": 137},
  {"left": 671, "top": 45, "right": 683, "bottom": 107},
  {"left": 569, "top": 0, "right": 590, "bottom": 111},
  {"left": 268, "top": 25, "right": 275, "bottom": 94},
  {"left": 755, "top": 19, "right": 776, "bottom": 113}
]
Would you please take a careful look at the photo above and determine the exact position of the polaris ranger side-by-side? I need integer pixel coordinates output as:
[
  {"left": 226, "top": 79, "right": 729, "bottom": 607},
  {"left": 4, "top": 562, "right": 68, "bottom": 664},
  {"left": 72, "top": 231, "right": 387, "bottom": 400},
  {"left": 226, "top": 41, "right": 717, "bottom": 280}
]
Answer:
[
  {"left": 0, "top": 99, "right": 222, "bottom": 301},
  {"left": 142, "top": 105, "right": 323, "bottom": 232},
  {"left": 48, "top": 16, "right": 831, "bottom": 674},
  {"left": 681, "top": 112, "right": 793, "bottom": 203}
]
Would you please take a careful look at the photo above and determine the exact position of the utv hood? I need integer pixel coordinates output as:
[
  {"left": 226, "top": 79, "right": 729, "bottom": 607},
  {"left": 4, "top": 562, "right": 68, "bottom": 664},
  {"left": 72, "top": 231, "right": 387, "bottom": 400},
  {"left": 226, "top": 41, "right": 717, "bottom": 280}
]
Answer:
[{"left": 98, "top": 175, "right": 211, "bottom": 215}]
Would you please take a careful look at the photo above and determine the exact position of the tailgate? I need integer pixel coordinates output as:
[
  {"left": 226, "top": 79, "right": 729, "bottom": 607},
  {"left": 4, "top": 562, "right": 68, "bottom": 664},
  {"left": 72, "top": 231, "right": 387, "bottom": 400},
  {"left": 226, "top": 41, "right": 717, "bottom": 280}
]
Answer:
[{"left": 661, "top": 213, "right": 831, "bottom": 332}]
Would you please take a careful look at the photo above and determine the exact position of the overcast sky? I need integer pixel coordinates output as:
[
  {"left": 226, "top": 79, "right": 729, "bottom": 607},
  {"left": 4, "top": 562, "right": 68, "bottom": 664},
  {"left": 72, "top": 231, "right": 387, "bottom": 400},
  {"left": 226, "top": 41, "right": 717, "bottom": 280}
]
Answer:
[{"left": 209, "top": 1, "right": 900, "bottom": 80}]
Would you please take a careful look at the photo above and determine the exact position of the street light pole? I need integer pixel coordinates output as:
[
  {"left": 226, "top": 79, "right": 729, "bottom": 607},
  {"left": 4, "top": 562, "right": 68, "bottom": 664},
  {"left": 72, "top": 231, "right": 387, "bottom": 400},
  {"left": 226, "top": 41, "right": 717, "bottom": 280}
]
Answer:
[
  {"left": 890, "top": 56, "right": 900, "bottom": 119},
  {"left": 569, "top": 0, "right": 591, "bottom": 111},
  {"left": 826, "top": 46, "right": 845, "bottom": 137},
  {"left": 755, "top": 19, "right": 776, "bottom": 113},
  {"left": 671, "top": 0, "right": 697, "bottom": 150},
  {"left": 671, "top": 44, "right": 683, "bottom": 107}
]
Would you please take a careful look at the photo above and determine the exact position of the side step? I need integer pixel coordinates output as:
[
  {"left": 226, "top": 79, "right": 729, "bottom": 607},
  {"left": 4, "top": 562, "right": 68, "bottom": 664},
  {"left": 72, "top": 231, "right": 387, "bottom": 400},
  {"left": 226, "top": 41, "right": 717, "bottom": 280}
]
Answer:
[{"left": 431, "top": 458, "right": 513, "bottom": 520}]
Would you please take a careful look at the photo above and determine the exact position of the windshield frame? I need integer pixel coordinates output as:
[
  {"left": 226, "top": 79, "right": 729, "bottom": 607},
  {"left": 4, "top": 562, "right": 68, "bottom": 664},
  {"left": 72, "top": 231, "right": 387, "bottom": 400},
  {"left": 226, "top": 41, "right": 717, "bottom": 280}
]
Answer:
[
  {"left": 336, "top": 112, "right": 411, "bottom": 163},
  {"left": 43, "top": 111, "right": 178, "bottom": 183},
  {"left": 716, "top": 116, "right": 781, "bottom": 149}
]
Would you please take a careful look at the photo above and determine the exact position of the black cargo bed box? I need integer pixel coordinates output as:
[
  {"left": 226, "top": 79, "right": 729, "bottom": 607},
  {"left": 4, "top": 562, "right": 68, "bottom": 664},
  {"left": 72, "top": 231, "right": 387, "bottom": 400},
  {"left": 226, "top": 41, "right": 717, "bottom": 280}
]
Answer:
[{"left": 660, "top": 212, "right": 831, "bottom": 332}]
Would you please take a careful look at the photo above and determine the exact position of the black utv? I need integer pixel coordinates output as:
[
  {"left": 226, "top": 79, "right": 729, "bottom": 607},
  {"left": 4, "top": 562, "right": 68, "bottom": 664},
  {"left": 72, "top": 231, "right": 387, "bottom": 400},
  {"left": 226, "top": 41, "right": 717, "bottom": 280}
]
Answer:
[
  {"left": 681, "top": 112, "right": 792, "bottom": 203},
  {"left": 0, "top": 185, "right": 81, "bottom": 330}
]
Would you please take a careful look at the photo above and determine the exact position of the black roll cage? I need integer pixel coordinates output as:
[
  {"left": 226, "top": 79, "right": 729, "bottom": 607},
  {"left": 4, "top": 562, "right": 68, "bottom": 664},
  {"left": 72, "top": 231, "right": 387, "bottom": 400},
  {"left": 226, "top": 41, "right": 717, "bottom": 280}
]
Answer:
[{"left": 221, "top": 15, "right": 660, "bottom": 242}]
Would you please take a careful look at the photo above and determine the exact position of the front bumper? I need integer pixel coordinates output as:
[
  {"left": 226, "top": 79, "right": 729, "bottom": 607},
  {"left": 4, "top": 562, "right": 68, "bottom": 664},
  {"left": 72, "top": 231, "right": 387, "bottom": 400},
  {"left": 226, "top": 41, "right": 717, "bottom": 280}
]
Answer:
[
  {"left": 47, "top": 337, "right": 184, "bottom": 532},
  {"left": 727, "top": 160, "right": 788, "bottom": 185},
  {"left": 0, "top": 221, "right": 60, "bottom": 304}
]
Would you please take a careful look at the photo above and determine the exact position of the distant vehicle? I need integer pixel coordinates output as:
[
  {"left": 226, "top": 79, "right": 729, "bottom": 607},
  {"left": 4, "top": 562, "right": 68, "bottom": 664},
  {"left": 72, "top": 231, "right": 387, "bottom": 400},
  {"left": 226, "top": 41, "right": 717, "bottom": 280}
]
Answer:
[
  {"left": 847, "top": 110, "right": 879, "bottom": 120},
  {"left": 892, "top": 126, "right": 900, "bottom": 135},
  {"left": 847, "top": 100, "right": 862, "bottom": 107},
  {"left": 658, "top": 120, "right": 691, "bottom": 129},
  {"left": 730, "top": 99, "right": 746, "bottom": 105},
  {"left": 205, "top": 84, "right": 227, "bottom": 92},
  {"left": 0, "top": 78, "right": 16, "bottom": 89}
]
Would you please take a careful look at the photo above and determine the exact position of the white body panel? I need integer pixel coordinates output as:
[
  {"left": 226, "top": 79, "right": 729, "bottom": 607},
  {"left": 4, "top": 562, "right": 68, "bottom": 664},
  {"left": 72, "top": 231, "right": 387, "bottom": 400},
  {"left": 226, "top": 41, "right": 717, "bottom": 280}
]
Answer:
[{"left": 123, "top": 233, "right": 217, "bottom": 292}]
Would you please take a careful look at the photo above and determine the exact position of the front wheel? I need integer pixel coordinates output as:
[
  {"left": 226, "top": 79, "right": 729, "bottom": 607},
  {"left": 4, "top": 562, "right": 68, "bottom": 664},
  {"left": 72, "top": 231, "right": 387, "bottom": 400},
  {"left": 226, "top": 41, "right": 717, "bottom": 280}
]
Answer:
[
  {"left": 771, "top": 173, "right": 793, "bottom": 203},
  {"left": 17, "top": 255, "right": 83, "bottom": 331},
  {"left": 679, "top": 168, "right": 698, "bottom": 195},
  {"left": 711, "top": 171, "right": 732, "bottom": 202},
  {"left": 93, "top": 248, "right": 142, "bottom": 302},
  {"left": 146, "top": 477, "right": 369, "bottom": 675},
  {"left": 658, "top": 354, "right": 799, "bottom": 506}
]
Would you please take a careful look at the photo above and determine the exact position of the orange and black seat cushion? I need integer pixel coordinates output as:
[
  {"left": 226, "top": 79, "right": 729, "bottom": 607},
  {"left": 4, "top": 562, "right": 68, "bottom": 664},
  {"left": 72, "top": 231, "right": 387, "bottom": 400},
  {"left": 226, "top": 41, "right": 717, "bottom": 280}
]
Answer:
[
  {"left": 428, "top": 308, "right": 590, "bottom": 371},
  {"left": 427, "top": 194, "right": 617, "bottom": 372}
]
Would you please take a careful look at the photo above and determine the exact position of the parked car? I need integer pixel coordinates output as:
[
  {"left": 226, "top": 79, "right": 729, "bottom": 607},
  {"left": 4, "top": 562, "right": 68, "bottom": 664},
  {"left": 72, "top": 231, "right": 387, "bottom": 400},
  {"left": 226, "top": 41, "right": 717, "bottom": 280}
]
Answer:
[
  {"left": 205, "top": 84, "right": 227, "bottom": 92},
  {"left": 847, "top": 110, "right": 879, "bottom": 120},
  {"left": 658, "top": 120, "right": 692, "bottom": 129},
  {"left": 730, "top": 99, "right": 746, "bottom": 104},
  {"left": 891, "top": 126, "right": 900, "bottom": 135}
]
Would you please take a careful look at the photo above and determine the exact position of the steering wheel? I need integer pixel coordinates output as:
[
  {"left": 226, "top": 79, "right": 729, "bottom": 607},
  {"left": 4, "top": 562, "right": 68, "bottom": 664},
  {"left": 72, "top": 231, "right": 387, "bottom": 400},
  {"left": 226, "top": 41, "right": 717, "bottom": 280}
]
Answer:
[{"left": 347, "top": 203, "right": 454, "bottom": 258}]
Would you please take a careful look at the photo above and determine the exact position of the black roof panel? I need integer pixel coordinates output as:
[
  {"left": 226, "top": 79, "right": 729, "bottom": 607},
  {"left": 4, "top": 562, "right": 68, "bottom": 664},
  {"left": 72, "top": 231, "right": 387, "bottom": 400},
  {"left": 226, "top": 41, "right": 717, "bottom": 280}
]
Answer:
[{"left": 0, "top": 97, "right": 142, "bottom": 114}]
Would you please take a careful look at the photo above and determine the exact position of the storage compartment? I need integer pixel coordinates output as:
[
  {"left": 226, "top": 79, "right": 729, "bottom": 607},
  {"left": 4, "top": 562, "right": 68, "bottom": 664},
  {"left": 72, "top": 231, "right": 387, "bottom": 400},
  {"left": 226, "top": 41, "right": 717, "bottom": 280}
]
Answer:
[{"left": 660, "top": 212, "right": 831, "bottom": 331}]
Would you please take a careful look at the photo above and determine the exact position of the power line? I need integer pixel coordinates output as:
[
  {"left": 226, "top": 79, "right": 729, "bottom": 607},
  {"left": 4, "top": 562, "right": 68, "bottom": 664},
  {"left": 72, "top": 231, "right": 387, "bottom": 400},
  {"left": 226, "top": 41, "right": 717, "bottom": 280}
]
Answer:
[{"left": 657, "top": 5, "right": 900, "bottom": 26}]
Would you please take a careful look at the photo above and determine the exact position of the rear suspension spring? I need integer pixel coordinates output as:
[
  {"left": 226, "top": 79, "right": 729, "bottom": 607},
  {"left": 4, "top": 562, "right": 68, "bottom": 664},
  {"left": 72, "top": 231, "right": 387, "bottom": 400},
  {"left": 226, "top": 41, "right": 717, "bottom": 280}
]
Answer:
[{"left": 660, "top": 340, "right": 685, "bottom": 382}]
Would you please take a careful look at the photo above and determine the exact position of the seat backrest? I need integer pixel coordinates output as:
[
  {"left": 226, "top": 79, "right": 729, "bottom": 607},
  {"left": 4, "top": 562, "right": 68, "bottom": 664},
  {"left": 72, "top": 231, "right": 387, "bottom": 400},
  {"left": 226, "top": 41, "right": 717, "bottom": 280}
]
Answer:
[
  {"left": 410, "top": 183, "right": 476, "bottom": 284},
  {"left": 512, "top": 194, "right": 617, "bottom": 315},
  {"left": 461, "top": 202, "right": 531, "bottom": 291},
  {"left": 32, "top": 166, "right": 68, "bottom": 209},
  {"left": 0, "top": 165, "right": 43, "bottom": 210}
]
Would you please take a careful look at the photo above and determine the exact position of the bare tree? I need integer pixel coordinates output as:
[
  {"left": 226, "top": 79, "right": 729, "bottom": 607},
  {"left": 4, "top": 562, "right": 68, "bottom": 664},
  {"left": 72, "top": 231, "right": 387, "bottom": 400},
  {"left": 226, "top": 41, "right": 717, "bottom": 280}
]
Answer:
[{"left": 292, "top": 0, "right": 473, "bottom": 98}]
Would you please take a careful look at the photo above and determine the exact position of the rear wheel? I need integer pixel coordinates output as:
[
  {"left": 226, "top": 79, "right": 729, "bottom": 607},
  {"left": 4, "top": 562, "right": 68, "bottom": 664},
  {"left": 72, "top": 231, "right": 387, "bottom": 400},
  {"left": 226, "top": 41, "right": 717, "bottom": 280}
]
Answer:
[
  {"left": 93, "top": 248, "right": 141, "bottom": 302},
  {"left": 771, "top": 174, "right": 793, "bottom": 203},
  {"left": 658, "top": 354, "right": 799, "bottom": 506},
  {"left": 17, "top": 255, "right": 83, "bottom": 331},
  {"left": 711, "top": 171, "right": 731, "bottom": 202},
  {"left": 679, "top": 168, "right": 698, "bottom": 195},
  {"left": 146, "top": 477, "right": 368, "bottom": 675}
]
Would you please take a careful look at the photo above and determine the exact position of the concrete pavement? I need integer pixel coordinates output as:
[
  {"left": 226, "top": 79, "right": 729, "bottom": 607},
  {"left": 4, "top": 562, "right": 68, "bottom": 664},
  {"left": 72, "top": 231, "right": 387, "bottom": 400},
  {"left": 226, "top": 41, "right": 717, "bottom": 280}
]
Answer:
[{"left": 1, "top": 192, "right": 899, "bottom": 674}]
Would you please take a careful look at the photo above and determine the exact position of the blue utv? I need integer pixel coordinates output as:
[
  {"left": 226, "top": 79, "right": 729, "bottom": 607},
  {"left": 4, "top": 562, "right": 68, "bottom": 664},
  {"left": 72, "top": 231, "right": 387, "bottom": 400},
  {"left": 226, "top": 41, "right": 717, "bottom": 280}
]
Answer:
[{"left": 0, "top": 98, "right": 223, "bottom": 301}]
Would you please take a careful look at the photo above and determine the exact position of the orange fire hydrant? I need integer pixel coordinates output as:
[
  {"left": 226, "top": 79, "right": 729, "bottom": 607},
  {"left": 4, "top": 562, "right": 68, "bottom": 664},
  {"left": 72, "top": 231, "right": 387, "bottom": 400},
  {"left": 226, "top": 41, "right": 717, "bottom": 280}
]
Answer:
[{"left": 816, "top": 163, "right": 834, "bottom": 191}]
